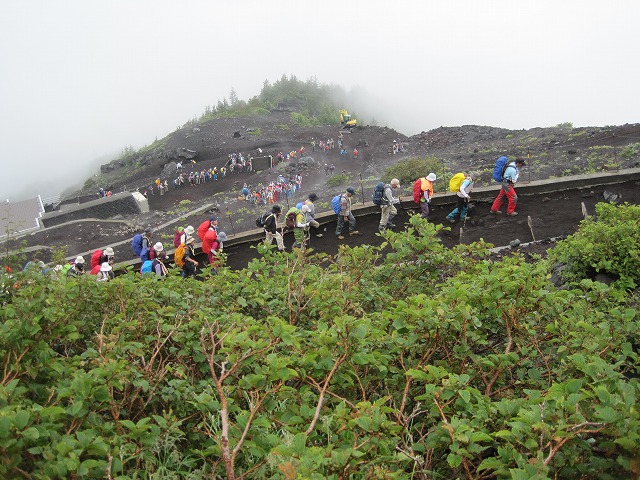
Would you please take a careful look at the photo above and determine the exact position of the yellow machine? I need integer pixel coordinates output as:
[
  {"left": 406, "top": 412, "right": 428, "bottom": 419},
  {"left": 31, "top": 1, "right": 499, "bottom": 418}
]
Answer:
[{"left": 339, "top": 109, "right": 357, "bottom": 129}]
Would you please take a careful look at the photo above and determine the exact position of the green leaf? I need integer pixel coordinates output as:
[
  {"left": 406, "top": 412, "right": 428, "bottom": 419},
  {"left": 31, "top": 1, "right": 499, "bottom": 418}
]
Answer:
[
  {"left": 458, "top": 390, "right": 471, "bottom": 404},
  {"left": 447, "top": 452, "right": 462, "bottom": 468},
  {"left": 21, "top": 427, "right": 40, "bottom": 440},
  {"left": 13, "top": 410, "right": 30, "bottom": 430}
]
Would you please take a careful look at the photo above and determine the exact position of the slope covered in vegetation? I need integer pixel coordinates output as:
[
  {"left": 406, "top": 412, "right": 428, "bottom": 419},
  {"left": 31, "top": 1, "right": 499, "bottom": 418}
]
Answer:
[{"left": 1, "top": 207, "right": 639, "bottom": 479}]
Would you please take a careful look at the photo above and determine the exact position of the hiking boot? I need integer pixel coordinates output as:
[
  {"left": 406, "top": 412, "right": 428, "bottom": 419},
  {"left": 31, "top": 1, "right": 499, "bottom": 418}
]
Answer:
[
  {"left": 489, "top": 210, "right": 502, "bottom": 215},
  {"left": 349, "top": 231, "right": 361, "bottom": 236},
  {"left": 507, "top": 211, "right": 519, "bottom": 216},
  {"left": 315, "top": 233, "right": 323, "bottom": 238},
  {"left": 337, "top": 235, "right": 345, "bottom": 240}
]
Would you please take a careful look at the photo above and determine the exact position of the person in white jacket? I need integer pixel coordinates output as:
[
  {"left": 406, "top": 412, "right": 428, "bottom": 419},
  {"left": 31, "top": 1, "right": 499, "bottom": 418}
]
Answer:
[{"left": 447, "top": 173, "right": 476, "bottom": 223}]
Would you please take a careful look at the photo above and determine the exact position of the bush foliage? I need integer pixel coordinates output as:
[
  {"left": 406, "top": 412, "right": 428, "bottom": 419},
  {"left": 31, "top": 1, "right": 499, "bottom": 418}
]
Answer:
[
  {"left": 548, "top": 202, "right": 640, "bottom": 289},
  {"left": 1, "top": 212, "right": 639, "bottom": 479},
  {"left": 384, "top": 156, "right": 445, "bottom": 187}
]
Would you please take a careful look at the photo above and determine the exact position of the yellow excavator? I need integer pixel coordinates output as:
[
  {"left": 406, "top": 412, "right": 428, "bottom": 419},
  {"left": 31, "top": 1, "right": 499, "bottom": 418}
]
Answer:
[{"left": 339, "top": 109, "right": 357, "bottom": 129}]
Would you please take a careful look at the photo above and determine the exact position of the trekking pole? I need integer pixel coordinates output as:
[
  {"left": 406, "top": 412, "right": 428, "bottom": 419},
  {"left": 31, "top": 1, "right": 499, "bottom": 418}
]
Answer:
[
  {"left": 527, "top": 216, "right": 536, "bottom": 242},
  {"left": 359, "top": 173, "right": 365, "bottom": 205},
  {"left": 225, "top": 207, "right": 236, "bottom": 237}
]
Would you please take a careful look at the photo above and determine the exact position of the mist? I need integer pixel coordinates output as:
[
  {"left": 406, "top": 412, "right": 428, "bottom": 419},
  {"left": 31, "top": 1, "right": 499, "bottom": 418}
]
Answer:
[{"left": 1, "top": 0, "right": 638, "bottom": 202}]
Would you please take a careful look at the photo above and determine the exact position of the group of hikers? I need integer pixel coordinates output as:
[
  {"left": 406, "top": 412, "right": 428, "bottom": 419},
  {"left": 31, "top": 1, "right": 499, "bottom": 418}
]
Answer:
[
  {"left": 259, "top": 155, "right": 526, "bottom": 248},
  {"left": 25, "top": 155, "right": 526, "bottom": 281}
]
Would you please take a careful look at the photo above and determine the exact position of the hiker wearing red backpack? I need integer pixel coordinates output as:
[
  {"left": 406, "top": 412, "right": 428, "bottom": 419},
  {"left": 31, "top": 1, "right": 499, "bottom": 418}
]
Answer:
[
  {"left": 491, "top": 158, "right": 526, "bottom": 216},
  {"left": 90, "top": 247, "right": 114, "bottom": 275},
  {"left": 197, "top": 216, "right": 218, "bottom": 241},
  {"left": 413, "top": 173, "right": 437, "bottom": 218}
]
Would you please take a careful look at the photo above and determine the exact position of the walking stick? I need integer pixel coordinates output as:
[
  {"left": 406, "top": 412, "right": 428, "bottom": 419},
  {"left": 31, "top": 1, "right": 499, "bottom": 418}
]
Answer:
[
  {"left": 226, "top": 207, "right": 236, "bottom": 237},
  {"left": 359, "top": 173, "right": 365, "bottom": 205},
  {"left": 527, "top": 215, "right": 536, "bottom": 242}
]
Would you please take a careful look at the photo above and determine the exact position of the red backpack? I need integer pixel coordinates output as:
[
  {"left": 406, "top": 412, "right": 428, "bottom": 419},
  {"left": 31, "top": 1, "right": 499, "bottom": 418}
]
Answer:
[
  {"left": 197, "top": 221, "right": 210, "bottom": 241},
  {"left": 91, "top": 249, "right": 103, "bottom": 270},
  {"left": 173, "top": 227, "right": 184, "bottom": 248},
  {"left": 412, "top": 178, "right": 422, "bottom": 204}
]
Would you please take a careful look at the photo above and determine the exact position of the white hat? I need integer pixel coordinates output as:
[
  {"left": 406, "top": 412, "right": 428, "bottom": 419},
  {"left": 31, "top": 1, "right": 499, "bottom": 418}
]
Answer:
[
  {"left": 100, "top": 262, "right": 112, "bottom": 272},
  {"left": 217, "top": 231, "right": 228, "bottom": 242},
  {"left": 390, "top": 178, "right": 400, "bottom": 187},
  {"left": 104, "top": 247, "right": 115, "bottom": 256},
  {"left": 75, "top": 256, "right": 85, "bottom": 264},
  {"left": 426, "top": 173, "right": 437, "bottom": 182},
  {"left": 153, "top": 242, "right": 164, "bottom": 252},
  {"left": 184, "top": 225, "right": 195, "bottom": 235}
]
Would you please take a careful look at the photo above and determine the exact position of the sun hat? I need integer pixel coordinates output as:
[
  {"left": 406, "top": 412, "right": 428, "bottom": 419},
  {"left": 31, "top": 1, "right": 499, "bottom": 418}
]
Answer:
[
  {"left": 153, "top": 242, "right": 164, "bottom": 252},
  {"left": 100, "top": 262, "right": 112, "bottom": 272},
  {"left": 186, "top": 236, "right": 195, "bottom": 244},
  {"left": 75, "top": 256, "right": 85, "bottom": 264},
  {"left": 217, "top": 232, "right": 228, "bottom": 242},
  {"left": 184, "top": 225, "right": 195, "bottom": 235},
  {"left": 426, "top": 173, "right": 437, "bottom": 182},
  {"left": 104, "top": 247, "right": 115, "bottom": 256},
  {"left": 346, "top": 187, "right": 356, "bottom": 195},
  {"left": 390, "top": 178, "right": 400, "bottom": 187}
]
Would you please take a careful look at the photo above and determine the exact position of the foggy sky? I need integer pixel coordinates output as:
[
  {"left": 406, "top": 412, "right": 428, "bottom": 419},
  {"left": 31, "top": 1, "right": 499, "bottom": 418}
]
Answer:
[{"left": 1, "top": 0, "right": 638, "bottom": 201}]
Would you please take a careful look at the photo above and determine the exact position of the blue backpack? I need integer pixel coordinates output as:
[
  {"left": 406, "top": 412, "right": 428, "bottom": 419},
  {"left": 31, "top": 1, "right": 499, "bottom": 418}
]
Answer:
[
  {"left": 140, "top": 260, "right": 154, "bottom": 274},
  {"left": 492, "top": 156, "right": 509, "bottom": 182},
  {"left": 331, "top": 195, "right": 342, "bottom": 214},
  {"left": 132, "top": 234, "right": 143, "bottom": 256},
  {"left": 296, "top": 201, "right": 304, "bottom": 210},
  {"left": 371, "top": 182, "right": 386, "bottom": 206}
]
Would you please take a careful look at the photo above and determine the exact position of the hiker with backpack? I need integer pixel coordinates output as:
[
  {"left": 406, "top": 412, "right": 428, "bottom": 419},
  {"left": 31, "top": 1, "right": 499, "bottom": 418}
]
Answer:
[
  {"left": 96, "top": 262, "right": 114, "bottom": 282},
  {"left": 90, "top": 247, "right": 114, "bottom": 275},
  {"left": 335, "top": 187, "right": 361, "bottom": 240},
  {"left": 304, "top": 193, "right": 322, "bottom": 238},
  {"left": 490, "top": 158, "right": 526, "bottom": 216},
  {"left": 375, "top": 179, "right": 401, "bottom": 232},
  {"left": 447, "top": 173, "right": 476, "bottom": 224},
  {"left": 132, "top": 228, "right": 153, "bottom": 261},
  {"left": 181, "top": 236, "right": 199, "bottom": 279},
  {"left": 180, "top": 225, "right": 195, "bottom": 245},
  {"left": 260, "top": 205, "right": 285, "bottom": 252},
  {"left": 197, "top": 216, "right": 218, "bottom": 241},
  {"left": 66, "top": 256, "right": 86, "bottom": 278},
  {"left": 292, "top": 206, "right": 311, "bottom": 248},
  {"left": 204, "top": 231, "right": 228, "bottom": 274},
  {"left": 413, "top": 173, "right": 437, "bottom": 218}
]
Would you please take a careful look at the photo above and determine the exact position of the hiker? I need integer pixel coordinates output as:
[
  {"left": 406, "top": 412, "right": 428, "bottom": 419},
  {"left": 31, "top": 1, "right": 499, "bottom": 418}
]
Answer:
[
  {"left": 208, "top": 231, "right": 228, "bottom": 274},
  {"left": 198, "top": 216, "right": 218, "bottom": 241},
  {"left": 180, "top": 225, "right": 195, "bottom": 245},
  {"left": 304, "top": 193, "right": 322, "bottom": 238},
  {"left": 90, "top": 247, "right": 114, "bottom": 274},
  {"left": 491, "top": 159, "right": 526, "bottom": 216},
  {"left": 336, "top": 187, "right": 361, "bottom": 240},
  {"left": 379, "top": 179, "right": 401, "bottom": 232},
  {"left": 181, "top": 237, "right": 198, "bottom": 279},
  {"left": 66, "top": 256, "right": 86, "bottom": 278},
  {"left": 153, "top": 251, "right": 169, "bottom": 278},
  {"left": 292, "top": 206, "right": 310, "bottom": 248},
  {"left": 263, "top": 205, "right": 285, "bottom": 252},
  {"left": 413, "top": 173, "right": 437, "bottom": 218},
  {"left": 447, "top": 173, "right": 476, "bottom": 223},
  {"left": 96, "top": 262, "right": 113, "bottom": 282}
]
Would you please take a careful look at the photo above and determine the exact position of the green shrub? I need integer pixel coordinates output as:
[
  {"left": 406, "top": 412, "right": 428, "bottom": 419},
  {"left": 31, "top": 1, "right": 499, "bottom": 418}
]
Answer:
[
  {"left": 548, "top": 202, "right": 640, "bottom": 289},
  {"left": 384, "top": 156, "right": 444, "bottom": 186},
  {"left": 325, "top": 174, "right": 348, "bottom": 187},
  {"left": 619, "top": 143, "right": 640, "bottom": 159}
]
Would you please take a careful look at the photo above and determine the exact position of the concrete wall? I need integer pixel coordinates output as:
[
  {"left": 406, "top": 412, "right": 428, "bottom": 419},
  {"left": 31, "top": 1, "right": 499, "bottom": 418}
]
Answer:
[{"left": 40, "top": 192, "right": 142, "bottom": 228}]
